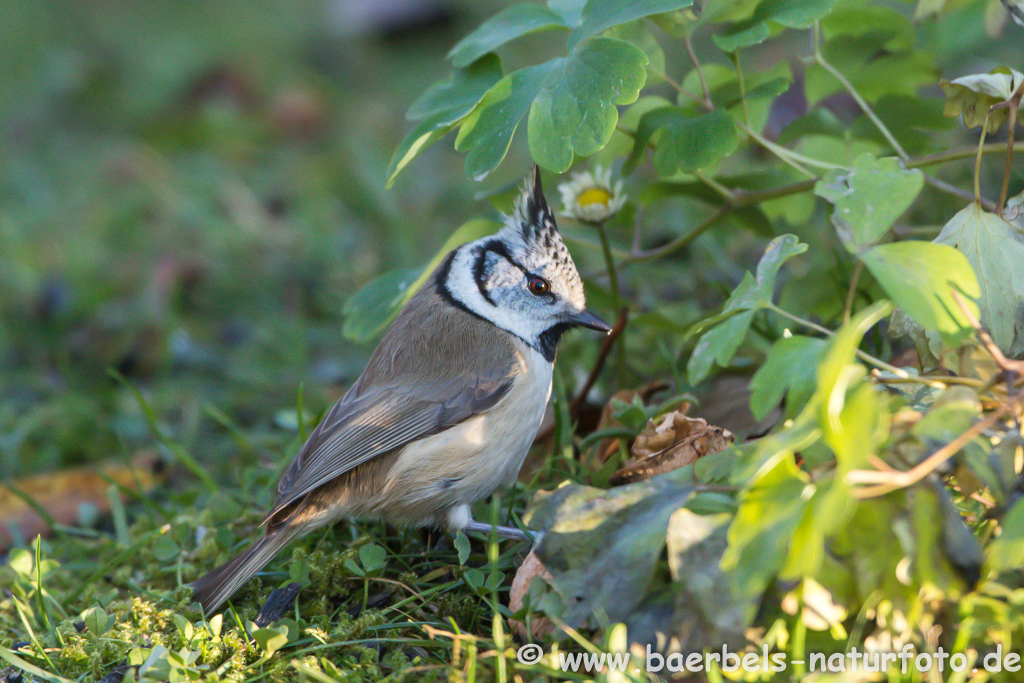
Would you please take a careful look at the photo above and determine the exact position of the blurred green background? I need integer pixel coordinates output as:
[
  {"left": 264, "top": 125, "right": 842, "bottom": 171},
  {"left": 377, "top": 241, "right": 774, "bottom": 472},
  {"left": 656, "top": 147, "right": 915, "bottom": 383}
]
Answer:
[{"left": 0, "top": 0, "right": 537, "bottom": 483}]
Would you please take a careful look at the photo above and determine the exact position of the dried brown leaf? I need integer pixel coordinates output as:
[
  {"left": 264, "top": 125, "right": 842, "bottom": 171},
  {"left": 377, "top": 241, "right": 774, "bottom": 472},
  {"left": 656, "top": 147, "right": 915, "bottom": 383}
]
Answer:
[{"left": 610, "top": 413, "right": 733, "bottom": 485}]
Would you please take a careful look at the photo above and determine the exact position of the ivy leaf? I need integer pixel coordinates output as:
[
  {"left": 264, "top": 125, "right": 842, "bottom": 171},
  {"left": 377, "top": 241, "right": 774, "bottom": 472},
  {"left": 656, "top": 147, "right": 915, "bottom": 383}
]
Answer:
[
  {"left": 568, "top": 0, "right": 694, "bottom": 50},
  {"left": 712, "top": 0, "right": 838, "bottom": 53},
  {"left": 933, "top": 203, "right": 1024, "bottom": 357},
  {"left": 447, "top": 4, "right": 569, "bottom": 68},
  {"left": 940, "top": 67, "right": 1024, "bottom": 133},
  {"left": 525, "top": 477, "right": 695, "bottom": 628},
  {"left": 624, "top": 108, "right": 738, "bottom": 175},
  {"left": 814, "top": 153, "right": 924, "bottom": 252},
  {"left": 861, "top": 241, "right": 979, "bottom": 345},
  {"left": 387, "top": 55, "right": 503, "bottom": 186},
  {"left": 528, "top": 37, "right": 648, "bottom": 172},
  {"left": 456, "top": 61, "right": 561, "bottom": 180}
]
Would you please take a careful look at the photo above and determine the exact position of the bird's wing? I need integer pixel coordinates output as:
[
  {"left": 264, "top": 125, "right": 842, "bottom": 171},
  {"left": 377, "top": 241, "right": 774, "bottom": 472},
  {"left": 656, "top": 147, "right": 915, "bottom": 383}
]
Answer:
[{"left": 268, "top": 370, "right": 515, "bottom": 517}]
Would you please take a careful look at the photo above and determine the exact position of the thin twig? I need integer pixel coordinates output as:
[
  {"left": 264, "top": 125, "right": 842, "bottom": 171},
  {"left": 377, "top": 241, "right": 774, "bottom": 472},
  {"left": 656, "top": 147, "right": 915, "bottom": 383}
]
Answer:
[
  {"left": 848, "top": 402, "right": 1015, "bottom": 497},
  {"left": 849, "top": 292, "right": 1024, "bottom": 498},
  {"left": 951, "top": 290, "right": 1024, "bottom": 383},
  {"left": 907, "top": 142, "right": 1024, "bottom": 169},
  {"left": 684, "top": 31, "right": 713, "bottom": 110},
  {"left": 580, "top": 144, "right": 1017, "bottom": 273},
  {"left": 737, "top": 122, "right": 820, "bottom": 177},
  {"left": 975, "top": 114, "right": 991, "bottom": 205},
  {"left": 924, "top": 173, "right": 995, "bottom": 211},
  {"left": 570, "top": 308, "right": 629, "bottom": 416},
  {"left": 618, "top": 206, "right": 731, "bottom": 267},
  {"left": 766, "top": 304, "right": 928, "bottom": 381},
  {"left": 532, "top": 308, "right": 629, "bottom": 445},
  {"left": 996, "top": 78, "right": 1024, "bottom": 213}
]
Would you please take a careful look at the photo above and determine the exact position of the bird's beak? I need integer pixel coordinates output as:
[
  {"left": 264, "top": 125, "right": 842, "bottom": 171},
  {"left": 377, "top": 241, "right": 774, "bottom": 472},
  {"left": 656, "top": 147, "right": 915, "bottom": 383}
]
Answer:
[{"left": 565, "top": 308, "right": 612, "bottom": 333}]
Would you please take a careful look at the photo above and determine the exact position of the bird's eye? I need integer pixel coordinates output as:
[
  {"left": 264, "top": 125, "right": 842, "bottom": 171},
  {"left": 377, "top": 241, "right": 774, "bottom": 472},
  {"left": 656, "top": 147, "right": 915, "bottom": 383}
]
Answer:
[{"left": 527, "top": 275, "right": 550, "bottom": 296}]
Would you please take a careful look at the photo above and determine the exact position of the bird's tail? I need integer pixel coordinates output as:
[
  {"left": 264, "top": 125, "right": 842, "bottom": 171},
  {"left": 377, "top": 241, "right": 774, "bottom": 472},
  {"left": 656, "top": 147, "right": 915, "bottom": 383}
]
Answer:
[{"left": 191, "top": 527, "right": 298, "bottom": 614}]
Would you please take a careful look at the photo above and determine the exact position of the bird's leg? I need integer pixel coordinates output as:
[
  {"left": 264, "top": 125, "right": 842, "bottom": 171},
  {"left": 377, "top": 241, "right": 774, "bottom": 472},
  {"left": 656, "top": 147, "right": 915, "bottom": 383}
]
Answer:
[{"left": 463, "top": 519, "right": 537, "bottom": 542}]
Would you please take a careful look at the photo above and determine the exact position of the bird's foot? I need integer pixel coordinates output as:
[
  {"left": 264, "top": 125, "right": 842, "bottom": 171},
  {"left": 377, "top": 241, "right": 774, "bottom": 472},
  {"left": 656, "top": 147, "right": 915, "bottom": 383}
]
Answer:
[{"left": 462, "top": 519, "right": 538, "bottom": 543}]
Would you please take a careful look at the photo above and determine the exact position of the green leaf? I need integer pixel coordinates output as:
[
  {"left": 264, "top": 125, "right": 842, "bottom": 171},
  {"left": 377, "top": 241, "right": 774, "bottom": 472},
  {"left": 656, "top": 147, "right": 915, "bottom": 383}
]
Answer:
[
  {"left": 749, "top": 336, "right": 827, "bottom": 421},
  {"left": 814, "top": 154, "right": 924, "bottom": 251},
  {"left": 814, "top": 300, "right": 891, "bottom": 401},
  {"left": 687, "top": 235, "right": 807, "bottom": 384},
  {"left": 342, "top": 218, "right": 499, "bottom": 342},
  {"left": 448, "top": 4, "right": 568, "bottom": 68},
  {"left": 687, "top": 310, "right": 754, "bottom": 385},
  {"left": 252, "top": 625, "right": 289, "bottom": 657},
  {"left": 712, "top": 0, "right": 838, "bottom": 52},
  {"left": 604, "top": 21, "right": 665, "bottom": 78},
  {"left": 342, "top": 266, "right": 423, "bottom": 343},
  {"left": 624, "top": 108, "right": 738, "bottom": 175},
  {"left": 525, "top": 477, "right": 695, "bottom": 627},
  {"left": 82, "top": 606, "right": 110, "bottom": 635},
  {"left": 568, "top": 0, "right": 694, "bottom": 50},
  {"left": 387, "top": 55, "right": 504, "bottom": 185},
  {"left": 643, "top": 509, "right": 756, "bottom": 651},
  {"left": 151, "top": 534, "right": 180, "bottom": 562},
  {"left": 528, "top": 37, "right": 648, "bottom": 172},
  {"left": 358, "top": 543, "right": 386, "bottom": 573},
  {"left": 934, "top": 203, "right": 1024, "bottom": 357},
  {"left": 456, "top": 60, "right": 561, "bottom": 180},
  {"left": 745, "top": 234, "right": 808, "bottom": 308},
  {"left": 940, "top": 67, "right": 1024, "bottom": 133},
  {"left": 861, "top": 241, "right": 980, "bottom": 344},
  {"left": 454, "top": 532, "right": 471, "bottom": 564},
  {"left": 988, "top": 498, "right": 1024, "bottom": 571},
  {"left": 407, "top": 54, "right": 504, "bottom": 122},
  {"left": 722, "top": 455, "right": 809, "bottom": 599}
]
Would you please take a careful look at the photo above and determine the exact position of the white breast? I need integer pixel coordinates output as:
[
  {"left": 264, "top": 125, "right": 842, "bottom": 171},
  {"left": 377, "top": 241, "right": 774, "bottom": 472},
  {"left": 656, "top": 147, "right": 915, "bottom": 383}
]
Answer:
[{"left": 380, "top": 341, "right": 552, "bottom": 523}]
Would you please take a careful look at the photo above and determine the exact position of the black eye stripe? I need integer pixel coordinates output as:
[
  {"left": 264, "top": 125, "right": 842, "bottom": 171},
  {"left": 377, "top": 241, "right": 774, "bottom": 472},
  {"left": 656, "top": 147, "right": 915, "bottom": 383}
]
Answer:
[
  {"left": 472, "top": 239, "right": 537, "bottom": 306},
  {"left": 472, "top": 246, "right": 497, "bottom": 305}
]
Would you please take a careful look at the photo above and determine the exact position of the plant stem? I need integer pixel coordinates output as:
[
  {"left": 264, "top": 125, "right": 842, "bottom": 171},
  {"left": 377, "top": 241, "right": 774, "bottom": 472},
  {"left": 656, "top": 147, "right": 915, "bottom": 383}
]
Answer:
[
  {"left": 766, "top": 304, "right": 942, "bottom": 382},
  {"left": 594, "top": 219, "right": 626, "bottom": 384},
  {"left": 619, "top": 206, "right": 730, "bottom": 267},
  {"left": 907, "top": 142, "right": 1023, "bottom": 168},
  {"left": 997, "top": 78, "right": 1024, "bottom": 213},
  {"left": 737, "top": 122, "right": 830, "bottom": 176},
  {"left": 843, "top": 260, "right": 864, "bottom": 324},
  {"left": 975, "top": 117, "right": 990, "bottom": 205},
  {"left": 582, "top": 144, "right": 1018, "bottom": 270},
  {"left": 813, "top": 23, "right": 908, "bottom": 161},
  {"left": 694, "top": 170, "right": 736, "bottom": 201},
  {"left": 924, "top": 173, "right": 995, "bottom": 211},
  {"left": 684, "top": 31, "right": 714, "bottom": 110}
]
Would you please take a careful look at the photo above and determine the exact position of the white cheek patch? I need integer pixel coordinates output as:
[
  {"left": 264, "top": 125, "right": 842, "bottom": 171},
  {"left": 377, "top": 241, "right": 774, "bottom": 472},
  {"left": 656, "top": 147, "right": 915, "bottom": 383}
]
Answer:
[{"left": 444, "top": 239, "right": 552, "bottom": 347}]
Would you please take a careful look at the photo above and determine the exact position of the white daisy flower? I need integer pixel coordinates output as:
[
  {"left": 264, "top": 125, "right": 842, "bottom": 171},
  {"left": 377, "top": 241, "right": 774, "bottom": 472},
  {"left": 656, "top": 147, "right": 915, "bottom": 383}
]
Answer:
[{"left": 558, "top": 165, "right": 627, "bottom": 223}]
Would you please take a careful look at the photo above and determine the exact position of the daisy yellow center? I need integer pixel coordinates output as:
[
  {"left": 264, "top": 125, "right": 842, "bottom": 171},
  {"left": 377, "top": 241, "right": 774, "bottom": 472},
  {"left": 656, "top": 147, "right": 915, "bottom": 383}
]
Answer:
[{"left": 577, "top": 187, "right": 612, "bottom": 207}]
